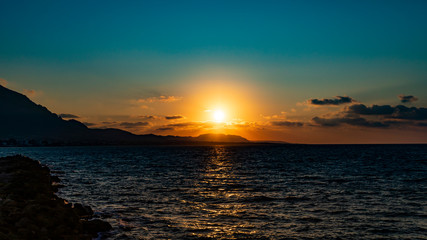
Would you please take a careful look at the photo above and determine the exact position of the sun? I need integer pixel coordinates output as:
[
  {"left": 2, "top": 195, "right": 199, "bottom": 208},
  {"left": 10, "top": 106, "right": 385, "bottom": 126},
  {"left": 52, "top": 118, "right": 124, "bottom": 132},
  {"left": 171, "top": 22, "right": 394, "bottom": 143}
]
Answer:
[{"left": 213, "top": 110, "right": 225, "bottom": 122}]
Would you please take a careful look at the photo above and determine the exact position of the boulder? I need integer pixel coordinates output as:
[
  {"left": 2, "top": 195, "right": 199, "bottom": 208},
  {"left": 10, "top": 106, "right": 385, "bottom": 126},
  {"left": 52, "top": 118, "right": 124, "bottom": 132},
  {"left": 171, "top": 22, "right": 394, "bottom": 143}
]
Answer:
[
  {"left": 73, "top": 203, "right": 94, "bottom": 218},
  {"left": 82, "top": 219, "right": 112, "bottom": 235}
]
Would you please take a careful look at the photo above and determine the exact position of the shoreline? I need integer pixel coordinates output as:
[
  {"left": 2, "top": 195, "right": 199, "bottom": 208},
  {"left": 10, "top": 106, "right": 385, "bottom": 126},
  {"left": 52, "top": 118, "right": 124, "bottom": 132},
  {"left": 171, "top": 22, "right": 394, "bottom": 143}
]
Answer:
[{"left": 0, "top": 155, "right": 111, "bottom": 239}]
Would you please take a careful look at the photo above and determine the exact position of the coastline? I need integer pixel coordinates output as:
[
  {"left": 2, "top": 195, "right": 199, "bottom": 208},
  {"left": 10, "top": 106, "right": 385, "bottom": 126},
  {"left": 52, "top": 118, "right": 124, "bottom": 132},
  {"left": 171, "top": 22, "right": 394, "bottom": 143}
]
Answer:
[{"left": 0, "top": 155, "right": 111, "bottom": 239}]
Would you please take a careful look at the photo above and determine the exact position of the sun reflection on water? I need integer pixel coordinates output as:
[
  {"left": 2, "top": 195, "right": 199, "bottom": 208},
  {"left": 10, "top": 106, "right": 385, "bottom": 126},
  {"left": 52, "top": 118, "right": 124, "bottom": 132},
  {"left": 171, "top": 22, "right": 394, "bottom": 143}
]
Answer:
[{"left": 178, "top": 146, "right": 259, "bottom": 239}]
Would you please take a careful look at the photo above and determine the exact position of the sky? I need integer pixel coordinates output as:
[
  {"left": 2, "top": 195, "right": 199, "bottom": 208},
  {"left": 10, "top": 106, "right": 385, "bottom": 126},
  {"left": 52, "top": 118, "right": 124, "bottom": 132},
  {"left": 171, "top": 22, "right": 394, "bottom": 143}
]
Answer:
[{"left": 1, "top": 0, "right": 427, "bottom": 143}]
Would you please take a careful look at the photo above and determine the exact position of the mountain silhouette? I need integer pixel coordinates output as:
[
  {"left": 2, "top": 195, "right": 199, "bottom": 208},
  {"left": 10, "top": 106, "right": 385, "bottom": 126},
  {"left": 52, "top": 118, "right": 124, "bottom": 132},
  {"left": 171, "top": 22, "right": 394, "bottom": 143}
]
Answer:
[
  {"left": 0, "top": 85, "right": 88, "bottom": 140},
  {"left": 0, "top": 85, "right": 249, "bottom": 145}
]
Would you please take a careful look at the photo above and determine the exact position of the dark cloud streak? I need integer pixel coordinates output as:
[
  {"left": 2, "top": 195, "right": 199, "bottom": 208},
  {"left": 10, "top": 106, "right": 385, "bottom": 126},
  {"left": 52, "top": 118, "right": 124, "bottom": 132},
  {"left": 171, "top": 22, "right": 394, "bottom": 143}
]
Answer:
[
  {"left": 309, "top": 96, "right": 354, "bottom": 106},
  {"left": 165, "top": 115, "right": 184, "bottom": 120},
  {"left": 119, "top": 122, "right": 149, "bottom": 128},
  {"left": 312, "top": 116, "right": 389, "bottom": 128},
  {"left": 398, "top": 95, "right": 418, "bottom": 103},
  {"left": 271, "top": 121, "right": 304, "bottom": 127},
  {"left": 156, "top": 127, "right": 174, "bottom": 131}
]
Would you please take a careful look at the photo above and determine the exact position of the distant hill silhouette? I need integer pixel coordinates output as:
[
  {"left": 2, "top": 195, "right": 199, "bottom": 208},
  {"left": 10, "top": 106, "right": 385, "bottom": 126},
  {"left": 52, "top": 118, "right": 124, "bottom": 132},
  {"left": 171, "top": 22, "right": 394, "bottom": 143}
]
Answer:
[
  {"left": 195, "top": 133, "right": 249, "bottom": 143},
  {"left": 0, "top": 85, "right": 250, "bottom": 146}
]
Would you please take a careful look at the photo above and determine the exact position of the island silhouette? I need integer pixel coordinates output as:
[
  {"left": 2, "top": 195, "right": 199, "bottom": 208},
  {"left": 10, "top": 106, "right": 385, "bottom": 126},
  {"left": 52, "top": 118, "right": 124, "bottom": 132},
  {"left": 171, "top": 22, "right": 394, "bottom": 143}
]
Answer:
[{"left": 0, "top": 85, "right": 250, "bottom": 146}]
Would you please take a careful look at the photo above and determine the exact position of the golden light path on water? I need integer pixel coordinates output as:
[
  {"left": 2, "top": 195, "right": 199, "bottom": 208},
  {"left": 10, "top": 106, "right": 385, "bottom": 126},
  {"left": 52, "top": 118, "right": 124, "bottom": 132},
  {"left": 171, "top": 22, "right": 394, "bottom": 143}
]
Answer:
[{"left": 173, "top": 146, "right": 257, "bottom": 239}]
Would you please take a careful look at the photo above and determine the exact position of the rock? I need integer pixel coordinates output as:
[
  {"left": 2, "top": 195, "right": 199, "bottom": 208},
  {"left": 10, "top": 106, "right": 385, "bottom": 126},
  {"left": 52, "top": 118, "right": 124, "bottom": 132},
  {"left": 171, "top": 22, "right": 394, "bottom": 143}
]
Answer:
[
  {"left": 15, "top": 217, "right": 31, "bottom": 228},
  {"left": 51, "top": 175, "right": 61, "bottom": 183},
  {"left": 82, "top": 219, "right": 112, "bottom": 235},
  {"left": 1, "top": 198, "right": 18, "bottom": 207},
  {"left": 0, "top": 155, "right": 111, "bottom": 239},
  {"left": 73, "top": 203, "right": 94, "bottom": 217}
]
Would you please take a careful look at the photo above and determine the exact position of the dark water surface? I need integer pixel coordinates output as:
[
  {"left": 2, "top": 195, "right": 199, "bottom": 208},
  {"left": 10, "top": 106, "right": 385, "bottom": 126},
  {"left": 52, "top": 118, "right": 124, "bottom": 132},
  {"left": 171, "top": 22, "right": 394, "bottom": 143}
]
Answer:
[{"left": 1, "top": 145, "right": 426, "bottom": 239}]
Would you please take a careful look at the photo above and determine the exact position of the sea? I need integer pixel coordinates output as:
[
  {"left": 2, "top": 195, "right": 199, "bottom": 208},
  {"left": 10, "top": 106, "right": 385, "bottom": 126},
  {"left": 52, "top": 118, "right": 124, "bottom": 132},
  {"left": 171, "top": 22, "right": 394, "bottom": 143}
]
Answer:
[{"left": 1, "top": 144, "right": 426, "bottom": 240}]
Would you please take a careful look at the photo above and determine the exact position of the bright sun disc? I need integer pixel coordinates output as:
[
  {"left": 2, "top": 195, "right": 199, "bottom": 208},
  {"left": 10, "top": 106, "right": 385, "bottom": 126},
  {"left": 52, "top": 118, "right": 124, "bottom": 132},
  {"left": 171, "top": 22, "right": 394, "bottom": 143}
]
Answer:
[{"left": 213, "top": 110, "right": 225, "bottom": 122}]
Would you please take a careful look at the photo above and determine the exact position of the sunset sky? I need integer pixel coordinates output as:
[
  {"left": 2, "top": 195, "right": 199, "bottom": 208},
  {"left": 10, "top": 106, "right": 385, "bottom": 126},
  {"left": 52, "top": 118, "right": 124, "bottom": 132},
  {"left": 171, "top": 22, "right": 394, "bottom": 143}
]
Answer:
[{"left": 1, "top": 0, "right": 426, "bottom": 143}]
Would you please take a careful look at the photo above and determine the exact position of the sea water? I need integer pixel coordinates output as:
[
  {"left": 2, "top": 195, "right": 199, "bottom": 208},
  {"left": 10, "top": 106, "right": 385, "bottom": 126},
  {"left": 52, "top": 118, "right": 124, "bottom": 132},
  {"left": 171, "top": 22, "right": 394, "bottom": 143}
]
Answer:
[{"left": 1, "top": 145, "right": 426, "bottom": 239}]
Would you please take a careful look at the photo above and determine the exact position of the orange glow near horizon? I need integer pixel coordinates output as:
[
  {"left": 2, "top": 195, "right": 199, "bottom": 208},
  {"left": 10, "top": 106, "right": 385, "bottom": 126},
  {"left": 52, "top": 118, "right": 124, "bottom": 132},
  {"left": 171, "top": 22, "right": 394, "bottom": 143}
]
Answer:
[
  {"left": 181, "top": 73, "right": 262, "bottom": 123},
  {"left": 171, "top": 74, "right": 264, "bottom": 139},
  {"left": 111, "top": 72, "right": 272, "bottom": 140}
]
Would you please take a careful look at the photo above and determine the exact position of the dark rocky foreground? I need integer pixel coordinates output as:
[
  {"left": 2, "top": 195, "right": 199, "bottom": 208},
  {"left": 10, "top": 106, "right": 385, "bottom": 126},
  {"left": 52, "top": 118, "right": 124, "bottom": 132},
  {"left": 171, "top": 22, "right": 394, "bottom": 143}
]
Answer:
[{"left": 0, "top": 155, "right": 112, "bottom": 240}]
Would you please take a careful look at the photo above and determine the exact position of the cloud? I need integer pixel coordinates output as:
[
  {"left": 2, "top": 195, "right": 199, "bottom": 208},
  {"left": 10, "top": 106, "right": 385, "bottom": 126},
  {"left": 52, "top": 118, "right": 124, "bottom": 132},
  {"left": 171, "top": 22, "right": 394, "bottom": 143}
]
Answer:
[
  {"left": 156, "top": 127, "right": 174, "bottom": 131},
  {"left": 83, "top": 122, "right": 96, "bottom": 127},
  {"left": 167, "top": 122, "right": 198, "bottom": 128},
  {"left": 347, "top": 104, "right": 427, "bottom": 120},
  {"left": 164, "top": 121, "right": 217, "bottom": 130},
  {"left": 23, "top": 89, "right": 42, "bottom": 97},
  {"left": 398, "top": 95, "right": 418, "bottom": 103},
  {"left": 271, "top": 121, "right": 304, "bottom": 127},
  {"left": 312, "top": 116, "right": 389, "bottom": 128},
  {"left": 231, "top": 121, "right": 262, "bottom": 129},
  {"left": 138, "top": 115, "right": 157, "bottom": 119},
  {"left": 59, "top": 113, "right": 80, "bottom": 119},
  {"left": 119, "top": 122, "right": 150, "bottom": 128},
  {"left": 347, "top": 104, "right": 395, "bottom": 115},
  {"left": 137, "top": 95, "right": 182, "bottom": 103},
  {"left": 308, "top": 102, "right": 427, "bottom": 128},
  {"left": 261, "top": 111, "right": 287, "bottom": 120},
  {"left": 165, "top": 115, "right": 184, "bottom": 120},
  {"left": 102, "top": 121, "right": 117, "bottom": 124},
  {"left": 0, "top": 78, "right": 8, "bottom": 86},
  {"left": 390, "top": 107, "right": 427, "bottom": 120},
  {"left": 312, "top": 116, "right": 427, "bottom": 128},
  {"left": 308, "top": 96, "right": 354, "bottom": 106}
]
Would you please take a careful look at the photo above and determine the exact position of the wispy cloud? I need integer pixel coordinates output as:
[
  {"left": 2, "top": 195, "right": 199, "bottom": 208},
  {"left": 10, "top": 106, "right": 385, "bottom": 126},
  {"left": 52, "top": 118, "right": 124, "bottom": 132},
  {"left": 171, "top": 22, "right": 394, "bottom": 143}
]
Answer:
[
  {"left": 261, "top": 111, "right": 287, "bottom": 120},
  {"left": 167, "top": 122, "right": 202, "bottom": 128},
  {"left": 102, "top": 121, "right": 117, "bottom": 124},
  {"left": 138, "top": 115, "right": 158, "bottom": 120},
  {"left": 23, "top": 89, "right": 42, "bottom": 97},
  {"left": 0, "top": 78, "right": 8, "bottom": 87},
  {"left": 137, "top": 95, "right": 182, "bottom": 103}
]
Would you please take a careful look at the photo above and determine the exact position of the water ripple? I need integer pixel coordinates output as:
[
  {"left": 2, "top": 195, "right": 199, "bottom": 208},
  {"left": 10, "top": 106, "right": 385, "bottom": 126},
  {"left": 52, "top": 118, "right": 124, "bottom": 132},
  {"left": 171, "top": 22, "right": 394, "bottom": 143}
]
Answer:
[{"left": 0, "top": 144, "right": 426, "bottom": 239}]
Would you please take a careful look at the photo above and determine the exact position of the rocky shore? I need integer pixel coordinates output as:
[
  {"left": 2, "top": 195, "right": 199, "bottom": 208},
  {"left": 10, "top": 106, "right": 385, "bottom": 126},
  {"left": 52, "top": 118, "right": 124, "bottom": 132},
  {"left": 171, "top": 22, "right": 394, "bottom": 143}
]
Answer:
[{"left": 0, "top": 155, "right": 112, "bottom": 240}]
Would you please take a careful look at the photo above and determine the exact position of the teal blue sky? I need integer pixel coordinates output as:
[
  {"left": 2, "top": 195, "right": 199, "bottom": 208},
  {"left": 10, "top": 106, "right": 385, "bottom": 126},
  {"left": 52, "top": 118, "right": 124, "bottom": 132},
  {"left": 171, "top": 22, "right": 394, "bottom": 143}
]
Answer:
[{"left": 1, "top": 0, "right": 426, "bottom": 143}]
